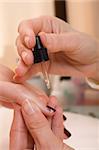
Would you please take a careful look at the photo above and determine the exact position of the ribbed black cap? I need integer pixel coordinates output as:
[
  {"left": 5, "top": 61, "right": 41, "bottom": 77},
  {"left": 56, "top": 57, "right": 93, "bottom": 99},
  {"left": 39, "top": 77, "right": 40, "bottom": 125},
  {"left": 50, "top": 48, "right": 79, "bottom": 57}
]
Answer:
[{"left": 33, "top": 36, "right": 49, "bottom": 64}]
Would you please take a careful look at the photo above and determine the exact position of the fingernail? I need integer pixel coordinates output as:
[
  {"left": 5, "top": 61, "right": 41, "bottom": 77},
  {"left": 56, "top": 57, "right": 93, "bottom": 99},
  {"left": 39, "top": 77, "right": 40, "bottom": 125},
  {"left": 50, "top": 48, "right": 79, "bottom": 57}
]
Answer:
[
  {"left": 47, "top": 105, "right": 56, "bottom": 113},
  {"left": 63, "top": 115, "right": 67, "bottom": 121},
  {"left": 64, "top": 128, "right": 71, "bottom": 138},
  {"left": 64, "top": 133, "right": 67, "bottom": 139},
  {"left": 23, "top": 99, "right": 34, "bottom": 115}
]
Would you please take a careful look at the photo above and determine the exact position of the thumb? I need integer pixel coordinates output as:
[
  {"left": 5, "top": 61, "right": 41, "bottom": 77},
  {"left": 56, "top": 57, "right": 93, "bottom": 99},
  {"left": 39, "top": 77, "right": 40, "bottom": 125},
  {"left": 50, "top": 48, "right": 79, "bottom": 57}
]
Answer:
[{"left": 39, "top": 32, "right": 80, "bottom": 53}]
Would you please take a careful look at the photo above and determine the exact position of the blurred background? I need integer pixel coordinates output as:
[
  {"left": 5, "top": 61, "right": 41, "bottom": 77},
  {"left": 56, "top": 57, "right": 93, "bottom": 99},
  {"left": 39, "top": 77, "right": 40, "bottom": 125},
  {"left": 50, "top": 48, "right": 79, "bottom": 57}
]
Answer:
[{"left": 0, "top": 0, "right": 99, "bottom": 149}]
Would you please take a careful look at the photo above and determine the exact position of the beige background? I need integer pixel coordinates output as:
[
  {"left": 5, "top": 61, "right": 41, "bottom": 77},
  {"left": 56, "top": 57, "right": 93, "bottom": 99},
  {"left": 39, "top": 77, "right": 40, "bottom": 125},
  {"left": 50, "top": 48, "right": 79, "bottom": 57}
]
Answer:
[
  {"left": 66, "top": 0, "right": 99, "bottom": 38},
  {"left": 0, "top": 0, "right": 55, "bottom": 69}
]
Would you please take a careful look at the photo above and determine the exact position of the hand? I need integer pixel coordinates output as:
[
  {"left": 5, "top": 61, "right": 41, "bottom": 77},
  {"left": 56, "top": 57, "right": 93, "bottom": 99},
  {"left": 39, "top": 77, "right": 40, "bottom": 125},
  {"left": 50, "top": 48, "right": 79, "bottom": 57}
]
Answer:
[
  {"left": 0, "top": 64, "right": 54, "bottom": 116},
  {"left": 15, "top": 16, "right": 99, "bottom": 82},
  {"left": 10, "top": 96, "right": 74, "bottom": 150}
]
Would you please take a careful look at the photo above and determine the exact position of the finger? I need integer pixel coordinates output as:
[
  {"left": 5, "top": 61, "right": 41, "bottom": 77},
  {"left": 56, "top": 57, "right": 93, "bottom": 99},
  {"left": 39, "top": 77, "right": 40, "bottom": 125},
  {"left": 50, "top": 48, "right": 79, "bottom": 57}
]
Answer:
[
  {"left": 14, "top": 58, "right": 31, "bottom": 77},
  {"left": 18, "top": 19, "right": 35, "bottom": 49},
  {"left": 17, "top": 16, "right": 73, "bottom": 60},
  {"left": 14, "top": 63, "right": 41, "bottom": 82},
  {"left": 0, "top": 100, "right": 13, "bottom": 109},
  {"left": 18, "top": 16, "right": 52, "bottom": 49},
  {"left": 52, "top": 106, "right": 64, "bottom": 140},
  {"left": 0, "top": 81, "right": 29, "bottom": 104},
  {"left": 64, "top": 128, "right": 71, "bottom": 139},
  {"left": 10, "top": 110, "right": 34, "bottom": 150},
  {"left": 47, "top": 95, "right": 58, "bottom": 127},
  {"left": 21, "top": 83, "right": 56, "bottom": 117},
  {"left": 48, "top": 96, "right": 71, "bottom": 139},
  {"left": 24, "top": 149, "right": 32, "bottom": 150},
  {"left": 39, "top": 32, "right": 80, "bottom": 53},
  {"left": 49, "top": 96, "right": 64, "bottom": 140},
  {"left": 0, "top": 81, "right": 54, "bottom": 116},
  {"left": 0, "top": 64, "right": 14, "bottom": 82},
  {"left": 22, "top": 99, "right": 55, "bottom": 146},
  {"left": 16, "top": 36, "right": 33, "bottom": 65}
]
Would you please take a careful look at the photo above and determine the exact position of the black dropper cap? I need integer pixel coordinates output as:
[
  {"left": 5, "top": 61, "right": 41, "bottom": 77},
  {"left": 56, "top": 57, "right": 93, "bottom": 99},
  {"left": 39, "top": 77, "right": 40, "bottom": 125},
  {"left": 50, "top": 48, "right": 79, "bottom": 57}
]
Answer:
[{"left": 33, "top": 36, "right": 49, "bottom": 64}]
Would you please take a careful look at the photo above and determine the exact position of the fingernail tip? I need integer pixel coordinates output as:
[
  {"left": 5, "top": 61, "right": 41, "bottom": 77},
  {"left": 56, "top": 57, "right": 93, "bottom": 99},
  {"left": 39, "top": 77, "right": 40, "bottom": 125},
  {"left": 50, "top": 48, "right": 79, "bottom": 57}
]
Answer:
[
  {"left": 64, "top": 128, "right": 71, "bottom": 138},
  {"left": 47, "top": 105, "right": 56, "bottom": 112},
  {"left": 63, "top": 115, "right": 67, "bottom": 121}
]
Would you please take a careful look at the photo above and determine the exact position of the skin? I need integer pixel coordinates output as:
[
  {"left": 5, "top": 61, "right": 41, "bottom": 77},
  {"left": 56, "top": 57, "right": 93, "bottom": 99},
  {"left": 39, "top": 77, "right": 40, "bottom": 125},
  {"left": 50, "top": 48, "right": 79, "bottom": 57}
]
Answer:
[
  {"left": 10, "top": 97, "right": 74, "bottom": 150},
  {"left": 0, "top": 64, "right": 73, "bottom": 150},
  {"left": 0, "top": 64, "right": 52, "bottom": 116},
  {"left": 14, "top": 16, "right": 99, "bottom": 83}
]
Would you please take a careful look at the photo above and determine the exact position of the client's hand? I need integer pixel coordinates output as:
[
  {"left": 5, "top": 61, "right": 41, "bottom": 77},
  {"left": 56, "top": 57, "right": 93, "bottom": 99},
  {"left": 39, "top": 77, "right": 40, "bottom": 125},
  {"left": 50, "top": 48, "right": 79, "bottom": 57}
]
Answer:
[
  {"left": 0, "top": 64, "right": 53, "bottom": 116},
  {"left": 10, "top": 96, "right": 74, "bottom": 150},
  {"left": 0, "top": 64, "right": 72, "bottom": 149},
  {"left": 0, "top": 64, "right": 60, "bottom": 149}
]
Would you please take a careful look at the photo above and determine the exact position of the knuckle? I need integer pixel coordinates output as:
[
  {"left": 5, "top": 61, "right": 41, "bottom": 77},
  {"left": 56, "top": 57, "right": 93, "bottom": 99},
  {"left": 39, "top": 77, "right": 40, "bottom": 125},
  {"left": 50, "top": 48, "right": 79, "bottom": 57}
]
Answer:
[
  {"left": 28, "top": 113, "right": 48, "bottom": 131},
  {"left": 29, "top": 118, "right": 47, "bottom": 132}
]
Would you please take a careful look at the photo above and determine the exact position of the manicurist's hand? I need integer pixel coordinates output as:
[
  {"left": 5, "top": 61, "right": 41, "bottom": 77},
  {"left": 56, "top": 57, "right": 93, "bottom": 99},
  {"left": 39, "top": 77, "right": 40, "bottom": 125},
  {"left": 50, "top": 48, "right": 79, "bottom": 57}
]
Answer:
[
  {"left": 15, "top": 16, "right": 99, "bottom": 82},
  {"left": 10, "top": 96, "right": 74, "bottom": 150}
]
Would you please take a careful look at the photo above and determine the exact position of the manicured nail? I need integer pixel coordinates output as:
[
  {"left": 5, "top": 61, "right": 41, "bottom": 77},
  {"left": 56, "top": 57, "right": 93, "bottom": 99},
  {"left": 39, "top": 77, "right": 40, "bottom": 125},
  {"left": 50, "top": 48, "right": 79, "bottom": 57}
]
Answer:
[
  {"left": 64, "top": 128, "right": 71, "bottom": 138},
  {"left": 23, "top": 99, "right": 34, "bottom": 115},
  {"left": 47, "top": 105, "right": 56, "bottom": 113},
  {"left": 63, "top": 115, "right": 67, "bottom": 121}
]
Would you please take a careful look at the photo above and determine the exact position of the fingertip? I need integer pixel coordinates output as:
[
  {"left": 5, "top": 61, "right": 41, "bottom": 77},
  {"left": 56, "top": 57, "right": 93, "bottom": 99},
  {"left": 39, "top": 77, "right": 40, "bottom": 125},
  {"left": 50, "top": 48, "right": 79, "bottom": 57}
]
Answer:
[
  {"left": 39, "top": 104, "right": 55, "bottom": 117},
  {"left": 22, "top": 51, "right": 33, "bottom": 65},
  {"left": 13, "top": 74, "right": 28, "bottom": 83},
  {"left": 39, "top": 32, "right": 54, "bottom": 52},
  {"left": 24, "top": 35, "right": 35, "bottom": 49},
  {"left": 64, "top": 133, "right": 68, "bottom": 139},
  {"left": 15, "top": 67, "right": 24, "bottom": 77},
  {"left": 49, "top": 95, "right": 57, "bottom": 101},
  {"left": 13, "top": 75, "right": 23, "bottom": 83},
  {"left": 15, "top": 59, "right": 29, "bottom": 77},
  {"left": 39, "top": 32, "right": 47, "bottom": 47},
  {"left": 48, "top": 95, "right": 59, "bottom": 108},
  {"left": 64, "top": 128, "right": 71, "bottom": 138}
]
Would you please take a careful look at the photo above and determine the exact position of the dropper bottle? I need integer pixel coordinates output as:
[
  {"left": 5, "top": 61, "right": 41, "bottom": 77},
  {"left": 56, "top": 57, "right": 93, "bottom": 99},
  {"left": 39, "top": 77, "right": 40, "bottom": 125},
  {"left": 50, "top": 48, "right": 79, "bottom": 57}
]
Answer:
[{"left": 33, "top": 36, "right": 50, "bottom": 89}]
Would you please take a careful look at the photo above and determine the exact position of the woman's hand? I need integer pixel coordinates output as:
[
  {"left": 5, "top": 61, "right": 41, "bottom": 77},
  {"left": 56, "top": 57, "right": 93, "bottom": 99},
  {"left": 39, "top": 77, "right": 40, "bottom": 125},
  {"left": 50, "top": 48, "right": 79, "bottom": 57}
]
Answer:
[
  {"left": 0, "top": 64, "right": 72, "bottom": 149},
  {"left": 10, "top": 96, "right": 74, "bottom": 150},
  {"left": 15, "top": 16, "right": 99, "bottom": 82},
  {"left": 0, "top": 64, "right": 54, "bottom": 116}
]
